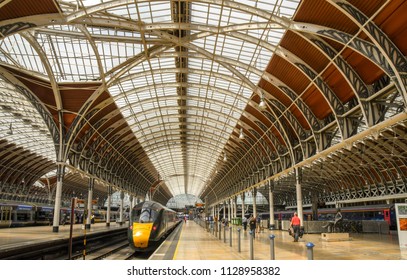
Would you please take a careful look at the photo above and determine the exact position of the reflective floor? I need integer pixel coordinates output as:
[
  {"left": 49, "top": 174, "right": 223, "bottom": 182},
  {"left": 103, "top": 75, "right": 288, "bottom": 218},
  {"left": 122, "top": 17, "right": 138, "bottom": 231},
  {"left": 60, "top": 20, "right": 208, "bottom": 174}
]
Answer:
[{"left": 173, "top": 220, "right": 407, "bottom": 260}]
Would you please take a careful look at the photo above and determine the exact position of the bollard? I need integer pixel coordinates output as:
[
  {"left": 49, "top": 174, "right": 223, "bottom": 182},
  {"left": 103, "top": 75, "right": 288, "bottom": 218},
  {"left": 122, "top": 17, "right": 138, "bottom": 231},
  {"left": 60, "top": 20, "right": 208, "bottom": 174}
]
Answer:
[
  {"left": 306, "top": 242, "right": 315, "bottom": 260},
  {"left": 269, "top": 234, "right": 275, "bottom": 260},
  {"left": 237, "top": 228, "right": 241, "bottom": 253},
  {"left": 249, "top": 230, "right": 254, "bottom": 260},
  {"left": 229, "top": 226, "right": 232, "bottom": 247}
]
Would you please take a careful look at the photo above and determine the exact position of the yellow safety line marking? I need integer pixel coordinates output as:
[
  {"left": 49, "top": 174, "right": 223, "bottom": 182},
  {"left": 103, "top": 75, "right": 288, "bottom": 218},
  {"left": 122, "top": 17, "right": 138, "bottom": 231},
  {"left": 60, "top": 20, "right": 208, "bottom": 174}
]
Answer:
[{"left": 172, "top": 223, "right": 184, "bottom": 260}]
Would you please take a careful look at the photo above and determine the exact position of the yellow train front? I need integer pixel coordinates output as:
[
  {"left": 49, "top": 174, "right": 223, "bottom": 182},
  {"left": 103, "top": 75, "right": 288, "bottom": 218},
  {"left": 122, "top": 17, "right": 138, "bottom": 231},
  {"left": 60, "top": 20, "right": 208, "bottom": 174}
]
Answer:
[{"left": 128, "top": 201, "right": 179, "bottom": 251}]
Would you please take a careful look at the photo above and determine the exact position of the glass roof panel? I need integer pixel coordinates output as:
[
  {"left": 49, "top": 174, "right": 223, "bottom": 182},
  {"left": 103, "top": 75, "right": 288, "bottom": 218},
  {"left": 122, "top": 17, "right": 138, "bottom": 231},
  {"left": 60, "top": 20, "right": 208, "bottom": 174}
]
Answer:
[
  {"left": 0, "top": 77, "right": 56, "bottom": 162},
  {"left": 0, "top": 34, "right": 46, "bottom": 76}
]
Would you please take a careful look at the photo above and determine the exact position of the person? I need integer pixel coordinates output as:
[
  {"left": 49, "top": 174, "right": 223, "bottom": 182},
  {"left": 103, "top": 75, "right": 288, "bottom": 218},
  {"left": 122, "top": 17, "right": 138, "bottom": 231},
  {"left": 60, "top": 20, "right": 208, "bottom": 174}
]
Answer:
[
  {"left": 242, "top": 216, "right": 248, "bottom": 231},
  {"left": 48, "top": 213, "right": 53, "bottom": 226},
  {"left": 184, "top": 215, "right": 187, "bottom": 223},
  {"left": 290, "top": 212, "right": 301, "bottom": 242},
  {"left": 249, "top": 214, "right": 256, "bottom": 238},
  {"left": 256, "top": 214, "right": 261, "bottom": 233},
  {"left": 60, "top": 213, "right": 66, "bottom": 226}
]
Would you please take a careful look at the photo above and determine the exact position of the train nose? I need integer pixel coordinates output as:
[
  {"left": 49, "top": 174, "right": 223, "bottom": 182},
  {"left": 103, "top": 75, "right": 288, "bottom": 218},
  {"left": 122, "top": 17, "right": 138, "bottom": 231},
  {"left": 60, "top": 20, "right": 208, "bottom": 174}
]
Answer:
[{"left": 132, "top": 223, "right": 153, "bottom": 248}]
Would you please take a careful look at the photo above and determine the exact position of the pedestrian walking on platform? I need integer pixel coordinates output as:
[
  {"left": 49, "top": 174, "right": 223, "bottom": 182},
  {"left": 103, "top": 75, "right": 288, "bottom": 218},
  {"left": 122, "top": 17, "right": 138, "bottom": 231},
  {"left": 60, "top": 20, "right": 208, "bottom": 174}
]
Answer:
[
  {"left": 242, "top": 216, "right": 248, "bottom": 231},
  {"left": 249, "top": 214, "right": 256, "bottom": 238}
]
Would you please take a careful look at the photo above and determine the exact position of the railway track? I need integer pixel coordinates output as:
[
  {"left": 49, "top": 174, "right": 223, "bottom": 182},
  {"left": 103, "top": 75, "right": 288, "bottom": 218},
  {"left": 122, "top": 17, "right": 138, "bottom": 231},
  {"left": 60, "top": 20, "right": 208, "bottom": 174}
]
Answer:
[{"left": 0, "top": 227, "right": 127, "bottom": 260}]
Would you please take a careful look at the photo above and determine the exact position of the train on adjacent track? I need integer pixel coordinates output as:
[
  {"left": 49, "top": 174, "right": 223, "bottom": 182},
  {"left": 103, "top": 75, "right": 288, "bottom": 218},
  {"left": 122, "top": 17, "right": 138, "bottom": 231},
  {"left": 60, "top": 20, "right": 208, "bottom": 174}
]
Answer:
[
  {"left": 258, "top": 204, "right": 397, "bottom": 229},
  {"left": 128, "top": 200, "right": 180, "bottom": 251},
  {"left": 0, "top": 201, "right": 122, "bottom": 228}
]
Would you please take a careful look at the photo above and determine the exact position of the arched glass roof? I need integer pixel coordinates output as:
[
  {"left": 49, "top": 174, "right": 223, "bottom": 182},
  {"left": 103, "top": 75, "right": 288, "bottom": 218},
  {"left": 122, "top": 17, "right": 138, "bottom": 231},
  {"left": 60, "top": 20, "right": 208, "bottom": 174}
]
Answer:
[
  {"left": 2, "top": 0, "right": 407, "bottom": 209},
  {"left": 0, "top": 0, "right": 300, "bottom": 199}
]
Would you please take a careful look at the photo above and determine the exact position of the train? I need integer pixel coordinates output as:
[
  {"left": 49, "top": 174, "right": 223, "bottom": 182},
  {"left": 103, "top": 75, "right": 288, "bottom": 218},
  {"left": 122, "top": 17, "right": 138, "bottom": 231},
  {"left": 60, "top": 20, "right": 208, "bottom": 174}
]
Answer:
[
  {"left": 0, "top": 201, "right": 122, "bottom": 228},
  {"left": 128, "top": 200, "right": 180, "bottom": 251},
  {"left": 258, "top": 204, "right": 396, "bottom": 229}
]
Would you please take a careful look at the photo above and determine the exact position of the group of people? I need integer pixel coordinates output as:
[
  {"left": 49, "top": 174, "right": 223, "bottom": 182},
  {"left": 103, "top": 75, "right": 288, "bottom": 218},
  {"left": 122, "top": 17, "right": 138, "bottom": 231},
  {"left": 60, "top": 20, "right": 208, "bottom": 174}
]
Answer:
[
  {"left": 239, "top": 211, "right": 302, "bottom": 242},
  {"left": 209, "top": 208, "right": 343, "bottom": 242},
  {"left": 241, "top": 214, "right": 262, "bottom": 238}
]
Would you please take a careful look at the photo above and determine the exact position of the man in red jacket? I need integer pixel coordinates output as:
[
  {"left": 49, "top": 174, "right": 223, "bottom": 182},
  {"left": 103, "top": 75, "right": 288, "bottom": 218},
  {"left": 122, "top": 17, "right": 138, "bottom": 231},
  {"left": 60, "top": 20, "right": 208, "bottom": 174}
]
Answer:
[{"left": 290, "top": 212, "right": 301, "bottom": 242}]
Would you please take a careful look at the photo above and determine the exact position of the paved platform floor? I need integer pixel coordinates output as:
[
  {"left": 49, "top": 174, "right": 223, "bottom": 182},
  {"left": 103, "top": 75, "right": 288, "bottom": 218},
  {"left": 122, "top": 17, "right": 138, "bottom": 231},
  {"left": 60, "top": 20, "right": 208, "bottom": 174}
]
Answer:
[
  {"left": 1, "top": 220, "right": 406, "bottom": 260},
  {"left": 173, "top": 220, "right": 407, "bottom": 260}
]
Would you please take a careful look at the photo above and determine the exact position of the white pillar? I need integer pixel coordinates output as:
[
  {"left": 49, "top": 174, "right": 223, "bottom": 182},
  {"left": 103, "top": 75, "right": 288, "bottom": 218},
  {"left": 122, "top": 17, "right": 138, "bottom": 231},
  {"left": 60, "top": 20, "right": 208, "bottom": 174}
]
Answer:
[
  {"left": 234, "top": 196, "right": 238, "bottom": 219},
  {"left": 253, "top": 188, "right": 257, "bottom": 218},
  {"left": 52, "top": 164, "right": 65, "bottom": 232},
  {"left": 269, "top": 182, "right": 275, "bottom": 228},
  {"left": 230, "top": 197, "right": 235, "bottom": 220},
  {"left": 119, "top": 191, "right": 124, "bottom": 225},
  {"left": 296, "top": 168, "right": 303, "bottom": 226},
  {"left": 241, "top": 193, "right": 245, "bottom": 219},
  {"left": 106, "top": 186, "right": 112, "bottom": 226},
  {"left": 228, "top": 199, "right": 231, "bottom": 221},
  {"left": 86, "top": 178, "right": 94, "bottom": 229}
]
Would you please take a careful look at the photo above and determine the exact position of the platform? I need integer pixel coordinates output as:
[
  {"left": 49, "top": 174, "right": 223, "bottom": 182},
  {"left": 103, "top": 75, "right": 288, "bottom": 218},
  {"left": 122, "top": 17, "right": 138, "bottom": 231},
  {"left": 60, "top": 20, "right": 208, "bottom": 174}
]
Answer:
[
  {"left": 1, "top": 220, "right": 407, "bottom": 260},
  {"left": 169, "top": 220, "right": 407, "bottom": 260}
]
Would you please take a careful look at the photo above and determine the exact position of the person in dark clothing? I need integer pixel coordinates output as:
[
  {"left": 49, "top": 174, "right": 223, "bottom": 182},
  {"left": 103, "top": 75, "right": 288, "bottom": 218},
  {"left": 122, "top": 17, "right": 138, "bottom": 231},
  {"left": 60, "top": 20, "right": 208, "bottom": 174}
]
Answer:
[
  {"left": 242, "top": 216, "right": 248, "bottom": 231},
  {"left": 249, "top": 215, "right": 256, "bottom": 238}
]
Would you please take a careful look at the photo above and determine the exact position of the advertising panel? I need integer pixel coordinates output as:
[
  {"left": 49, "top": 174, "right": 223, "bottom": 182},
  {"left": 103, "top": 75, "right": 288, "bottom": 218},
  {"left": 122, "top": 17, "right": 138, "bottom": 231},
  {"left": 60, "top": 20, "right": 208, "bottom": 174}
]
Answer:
[{"left": 395, "top": 203, "right": 407, "bottom": 249}]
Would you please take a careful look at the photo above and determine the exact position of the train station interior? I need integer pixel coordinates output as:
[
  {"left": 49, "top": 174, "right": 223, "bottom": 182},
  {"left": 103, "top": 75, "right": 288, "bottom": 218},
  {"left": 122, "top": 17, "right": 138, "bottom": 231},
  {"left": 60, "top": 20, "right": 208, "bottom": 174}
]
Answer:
[{"left": 1, "top": 0, "right": 407, "bottom": 265}]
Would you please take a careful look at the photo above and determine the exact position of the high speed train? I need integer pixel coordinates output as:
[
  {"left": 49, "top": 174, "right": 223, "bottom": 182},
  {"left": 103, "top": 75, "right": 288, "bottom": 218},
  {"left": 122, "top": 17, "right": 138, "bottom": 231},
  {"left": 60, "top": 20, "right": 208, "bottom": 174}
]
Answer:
[{"left": 127, "top": 201, "right": 180, "bottom": 251}]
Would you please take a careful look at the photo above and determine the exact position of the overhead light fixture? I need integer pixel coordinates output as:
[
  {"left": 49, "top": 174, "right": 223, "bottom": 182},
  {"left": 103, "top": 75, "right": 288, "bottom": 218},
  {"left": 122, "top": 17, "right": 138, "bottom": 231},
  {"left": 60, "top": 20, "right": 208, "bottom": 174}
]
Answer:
[
  {"left": 7, "top": 123, "right": 13, "bottom": 135},
  {"left": 259, "top": 94, "right": 266, "bottom": 110},
  {"left": 239, "top": 128, "right": 245, "bottom": 139}
]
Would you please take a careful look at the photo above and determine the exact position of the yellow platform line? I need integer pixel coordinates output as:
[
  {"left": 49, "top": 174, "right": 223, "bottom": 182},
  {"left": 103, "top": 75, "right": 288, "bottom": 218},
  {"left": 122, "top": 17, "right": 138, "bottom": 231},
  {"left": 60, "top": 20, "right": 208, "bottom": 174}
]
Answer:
[{"left": 172, "top": 223, "right": 185, "bottom": 260}]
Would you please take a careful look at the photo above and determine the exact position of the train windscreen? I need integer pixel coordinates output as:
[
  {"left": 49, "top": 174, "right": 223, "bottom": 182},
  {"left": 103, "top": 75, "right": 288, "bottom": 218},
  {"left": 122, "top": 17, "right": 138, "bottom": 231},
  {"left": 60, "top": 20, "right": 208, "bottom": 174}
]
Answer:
[{"left": 132, "top": 207, "right": 159, "bottom": 223}]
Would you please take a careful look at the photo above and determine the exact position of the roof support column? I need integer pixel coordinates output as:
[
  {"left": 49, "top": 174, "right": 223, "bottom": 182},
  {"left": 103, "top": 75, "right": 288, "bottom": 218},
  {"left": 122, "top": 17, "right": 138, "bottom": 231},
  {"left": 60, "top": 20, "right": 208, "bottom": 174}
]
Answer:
[
  {"left": 269, "top": 181, "right": 275, "bottom": 229},
  {"left": 311, "top": 191, "right": 319, "bottom": 221},
  {"left": 205, "top": 196, "right": 209, "bottom": 219},
  {"left": 252, "top": 187, "right": 257, "bottom": 219},
  {"left": 241, "top": 193, "right": 245, "bottom": 220},
  {"left": 131, "top": 193, "right": 135, "bottom": 206},
  {"left": 86, "top": 178, "right": 94, "bottom": 229},
  {"left": 295, "top": 167, "right": 303, "bottom": 227},
  {"left": 106, "top": 185, "right": 112, "bottom": 227},
  {"left": 222, "top": 201, "right": 226, "bottom": 220},
  {"left": 52, "top": 163, "right": 65, "bottom": 232},
  {"left": 234, "top": 196, "right": 238, "bottom": 220},
  {"left": 228, "top": 198, "right": 231, "bottom": 221},
  {"left": 119, "top": 190, "right": 124, "bottom": 225}
]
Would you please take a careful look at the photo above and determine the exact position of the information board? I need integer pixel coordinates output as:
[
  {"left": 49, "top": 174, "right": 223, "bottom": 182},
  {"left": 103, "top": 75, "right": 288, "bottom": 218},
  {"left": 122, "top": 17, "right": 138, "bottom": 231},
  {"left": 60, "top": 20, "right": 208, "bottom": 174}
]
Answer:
[{"left": 395, "top": 203, "right": 407, "bottom": 249}]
